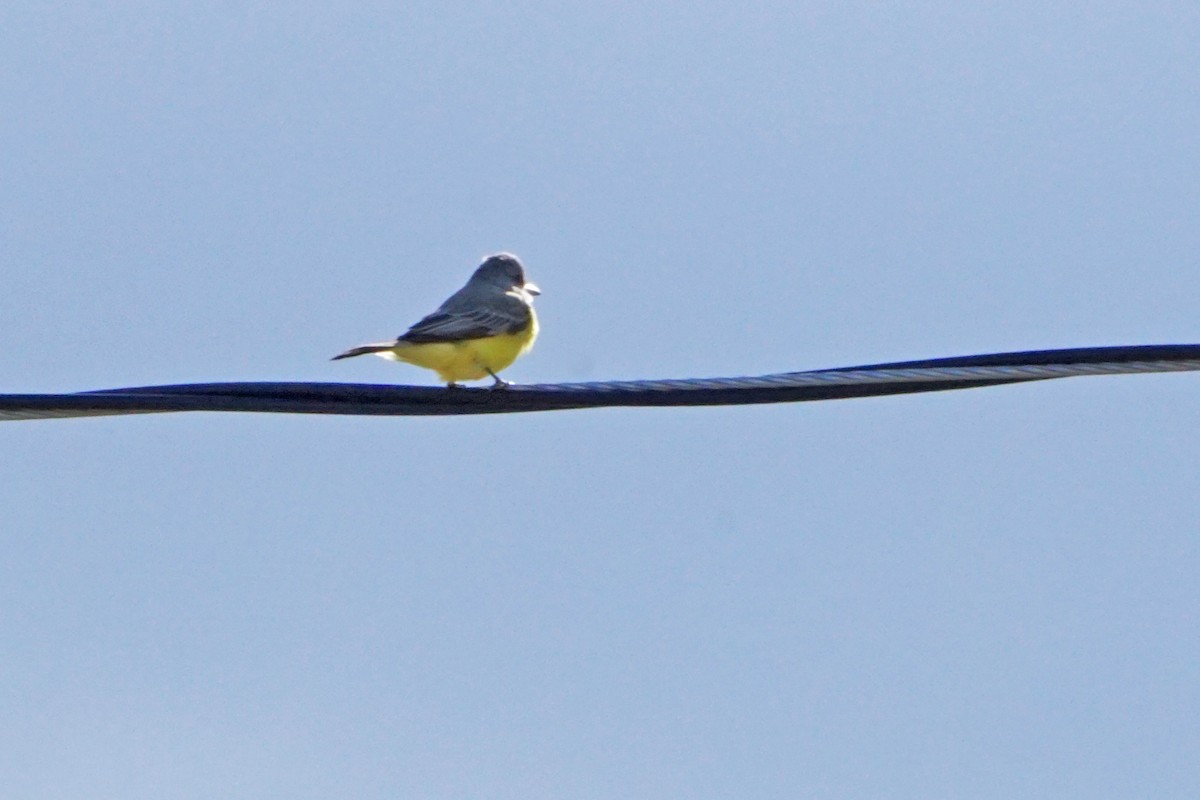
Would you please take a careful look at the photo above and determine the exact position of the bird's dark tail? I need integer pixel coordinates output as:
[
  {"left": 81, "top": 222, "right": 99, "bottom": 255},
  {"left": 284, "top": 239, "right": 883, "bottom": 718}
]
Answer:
[{"left": 331, "top": 343, "right": 395, "bottom": 361}]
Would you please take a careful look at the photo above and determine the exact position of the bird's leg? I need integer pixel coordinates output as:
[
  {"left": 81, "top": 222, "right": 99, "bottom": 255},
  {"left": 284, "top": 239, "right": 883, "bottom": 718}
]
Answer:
[
  {"left": 446, "top": 382, "right": 464, "bottom": 389},
  {"left": 485, "top": 368, "right": 510, "bottom": 389}
]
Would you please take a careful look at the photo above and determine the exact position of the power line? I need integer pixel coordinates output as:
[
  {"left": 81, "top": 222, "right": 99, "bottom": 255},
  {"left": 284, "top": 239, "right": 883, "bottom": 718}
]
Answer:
[{"left": 2, "top": 344, "right": 1198, "bottom": 421}]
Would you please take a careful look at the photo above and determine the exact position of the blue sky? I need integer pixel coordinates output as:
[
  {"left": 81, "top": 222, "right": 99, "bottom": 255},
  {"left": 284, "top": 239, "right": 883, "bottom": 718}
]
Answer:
[{"left": 2, "top": 3, "right": 1198, "bottom": 798}]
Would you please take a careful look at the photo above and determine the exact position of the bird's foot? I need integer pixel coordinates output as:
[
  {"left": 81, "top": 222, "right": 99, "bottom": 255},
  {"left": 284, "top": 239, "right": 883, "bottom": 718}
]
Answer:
[{"left": 485, "top": 369, "right": 510, "bottom": 390}]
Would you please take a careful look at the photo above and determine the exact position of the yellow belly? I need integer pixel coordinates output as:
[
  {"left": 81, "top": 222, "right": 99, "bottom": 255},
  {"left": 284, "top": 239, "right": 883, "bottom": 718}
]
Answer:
[{"left": 378, "top": 315, "right": 539, "bottom": 383}]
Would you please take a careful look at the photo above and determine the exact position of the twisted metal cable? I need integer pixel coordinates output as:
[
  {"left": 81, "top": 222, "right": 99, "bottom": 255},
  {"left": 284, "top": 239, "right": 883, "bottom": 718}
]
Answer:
[
  {"left": 2, "top": 344, "right": 1198, "bottom": 421},
  {"left": 526, "top": 359, "right": 1200, "bottom": 393}
]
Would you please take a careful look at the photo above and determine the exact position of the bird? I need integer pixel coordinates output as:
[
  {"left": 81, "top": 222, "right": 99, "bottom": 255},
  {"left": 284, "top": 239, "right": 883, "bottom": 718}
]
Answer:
[{"left": 332, "top": 253, "right": 540, "bottom": 388}]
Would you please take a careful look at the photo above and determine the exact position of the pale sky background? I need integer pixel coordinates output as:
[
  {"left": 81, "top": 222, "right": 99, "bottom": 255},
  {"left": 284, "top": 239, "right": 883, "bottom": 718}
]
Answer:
[{"left": 2, "top": 3, "right": 1199, "bottom": 798}]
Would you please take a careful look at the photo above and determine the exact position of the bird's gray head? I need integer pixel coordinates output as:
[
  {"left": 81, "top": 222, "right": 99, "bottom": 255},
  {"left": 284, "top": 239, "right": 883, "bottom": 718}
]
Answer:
[{"left": 472, "top": 253, "right": 540, "bottom": 296}]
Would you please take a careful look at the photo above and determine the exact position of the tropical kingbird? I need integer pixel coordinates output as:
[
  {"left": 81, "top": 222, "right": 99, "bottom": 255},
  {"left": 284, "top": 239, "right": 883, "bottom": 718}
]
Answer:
[{"left": 332, "top": 253, "right": 540, "bottom": 387}]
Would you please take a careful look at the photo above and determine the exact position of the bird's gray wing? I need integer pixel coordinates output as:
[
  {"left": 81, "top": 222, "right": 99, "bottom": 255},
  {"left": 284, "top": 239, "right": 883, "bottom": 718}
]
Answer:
[{"left": 399, "top": 289, "right": 530, "bottom": 344}]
